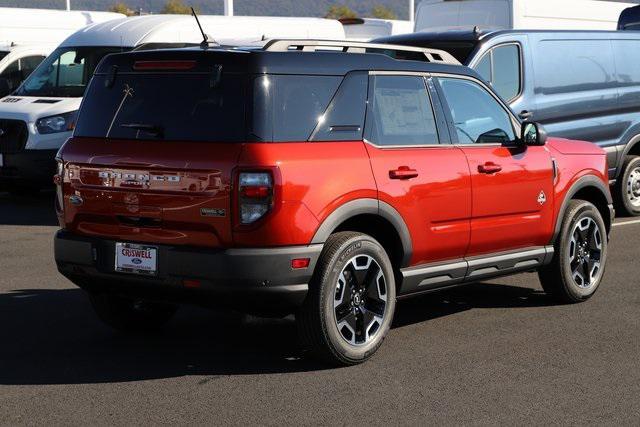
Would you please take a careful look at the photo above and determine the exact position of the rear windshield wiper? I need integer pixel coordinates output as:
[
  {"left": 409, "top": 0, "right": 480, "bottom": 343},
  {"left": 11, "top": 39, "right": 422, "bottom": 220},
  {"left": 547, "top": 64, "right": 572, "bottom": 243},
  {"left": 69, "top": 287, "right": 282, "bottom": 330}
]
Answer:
[{"left": 120, "top": 123, "right": 164, "bottom": 138}]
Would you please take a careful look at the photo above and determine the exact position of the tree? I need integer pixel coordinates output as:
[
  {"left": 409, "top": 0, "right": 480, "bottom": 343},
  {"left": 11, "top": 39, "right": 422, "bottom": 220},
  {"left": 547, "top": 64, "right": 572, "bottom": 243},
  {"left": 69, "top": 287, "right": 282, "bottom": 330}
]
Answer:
[
  {"left": 161, "top": 0, "right": 196, "bottom": 14},
  {"left": 109, "top": 2, "right": 136, "bottom": 16},
  {"left": 371, "top": 5, "right": 397, "bottom": 20},
  {"left": 325, "top": 4, "right": 358, "bottom": 20}
]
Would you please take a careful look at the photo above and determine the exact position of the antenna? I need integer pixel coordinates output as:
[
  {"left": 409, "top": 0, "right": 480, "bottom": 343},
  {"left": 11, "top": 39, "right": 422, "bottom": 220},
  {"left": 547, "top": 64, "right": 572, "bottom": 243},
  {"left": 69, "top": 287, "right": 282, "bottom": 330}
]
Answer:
[{"left": 191, "top": 7, "right": 217, "bottom": 48}]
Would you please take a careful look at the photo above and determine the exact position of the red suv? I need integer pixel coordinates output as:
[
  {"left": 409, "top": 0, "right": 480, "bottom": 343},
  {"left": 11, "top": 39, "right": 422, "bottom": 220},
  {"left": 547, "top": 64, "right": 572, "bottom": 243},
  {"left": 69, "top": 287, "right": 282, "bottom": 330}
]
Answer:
[{"left": 54, "top": 40, "right": 613, "bottom": 365}]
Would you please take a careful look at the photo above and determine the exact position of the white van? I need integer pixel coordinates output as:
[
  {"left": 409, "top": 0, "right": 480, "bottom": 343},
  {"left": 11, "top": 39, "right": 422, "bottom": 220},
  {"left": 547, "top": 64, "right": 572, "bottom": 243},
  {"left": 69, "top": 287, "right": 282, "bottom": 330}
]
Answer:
[
  {"left": 341, "top": 18, "right": 413, "bottom": 41},
  {"left": 0, "top": 14, "right": 345, "bottom": 193},
  {"left": 415, "top": 0, "right": 637, "bottom": 32},
  {"left": 0, "top": 7, "right": 125, "bottom": 98}
]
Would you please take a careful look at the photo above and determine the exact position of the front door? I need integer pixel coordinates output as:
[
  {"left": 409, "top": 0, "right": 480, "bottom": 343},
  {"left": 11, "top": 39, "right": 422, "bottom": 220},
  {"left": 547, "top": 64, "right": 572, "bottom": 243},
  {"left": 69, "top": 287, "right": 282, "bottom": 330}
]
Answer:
[
  {"left": 363, "top": 74, "right": 472, "bottom": 266},
  {"left": 435, "top": 76, "right": 555, "bottom": 257}
]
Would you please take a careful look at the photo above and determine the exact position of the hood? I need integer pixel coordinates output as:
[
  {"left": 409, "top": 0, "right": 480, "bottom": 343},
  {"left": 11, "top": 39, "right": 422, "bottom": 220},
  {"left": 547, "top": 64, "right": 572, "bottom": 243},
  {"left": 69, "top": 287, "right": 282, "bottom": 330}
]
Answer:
[
  {"left": 0, "top": 96, "right": 80, "bottom": 122},
  {"left": 546, "top": 137, "right": 605, "bottom": 156}
]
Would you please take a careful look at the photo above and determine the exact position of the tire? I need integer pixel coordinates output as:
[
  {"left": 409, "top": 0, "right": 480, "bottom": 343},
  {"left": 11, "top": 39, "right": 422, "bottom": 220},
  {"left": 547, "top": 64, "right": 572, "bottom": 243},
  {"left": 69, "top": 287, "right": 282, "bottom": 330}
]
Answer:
[
  {"left": 615, "top": 155, "right": 640, "bottom": 216},
  {"left": 538, "top": 200, "right": 608, "bottom": 303},
  {"left": 88, "top": 292, "right": 178, "bottom": 333},
  {"left": 297, "top": 232, "right": 396, "bottom": 366}
]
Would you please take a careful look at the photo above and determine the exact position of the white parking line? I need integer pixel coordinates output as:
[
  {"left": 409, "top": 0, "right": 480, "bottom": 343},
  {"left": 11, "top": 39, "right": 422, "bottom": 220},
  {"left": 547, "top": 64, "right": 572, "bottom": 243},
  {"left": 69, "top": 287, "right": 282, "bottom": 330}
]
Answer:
[{"left": 613, "top": 219, "right": 640, "bottom": 227}]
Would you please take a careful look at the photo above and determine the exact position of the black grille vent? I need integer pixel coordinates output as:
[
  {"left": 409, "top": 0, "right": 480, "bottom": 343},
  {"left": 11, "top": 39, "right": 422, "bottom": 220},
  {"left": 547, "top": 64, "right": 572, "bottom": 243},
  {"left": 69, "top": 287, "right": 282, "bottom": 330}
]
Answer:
[
  {"left": 0, "top": 119, "right": 28, "bottom": 154},
  {"left": 2, "top": 97, "right": 22, "bottom": 103}
]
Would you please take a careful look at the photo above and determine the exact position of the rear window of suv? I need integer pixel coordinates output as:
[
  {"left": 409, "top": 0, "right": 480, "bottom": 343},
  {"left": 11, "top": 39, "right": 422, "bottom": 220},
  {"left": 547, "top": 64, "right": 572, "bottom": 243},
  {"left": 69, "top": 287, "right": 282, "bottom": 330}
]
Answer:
[{"left": 75, "top": 70, "right": 363, "bottom": 143}]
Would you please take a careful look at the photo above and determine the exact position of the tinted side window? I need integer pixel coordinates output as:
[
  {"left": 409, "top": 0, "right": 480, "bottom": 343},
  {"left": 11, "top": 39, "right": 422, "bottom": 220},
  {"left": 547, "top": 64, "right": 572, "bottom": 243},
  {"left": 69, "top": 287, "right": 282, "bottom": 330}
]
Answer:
[
  {"left": 492, "top": 45, "right": 520, "bottom": 101},
  {"left": 437, "top": 77, "right": 515, "bottom": 144},
  {"left": 0, "top": 59, "right": 20, "bottom": 91},
  {"left": 251, "top": 75, "right": 341, "bottom": 142},
  {"left": 310, "top": 72, "right": 368, "bottom": 142},
  {"left": 473, "top": 44, "right": 521, "bottom": 101},
  {"left": 365, "top": 75, "right": 439, "bottom": 146},
  {"left": 19, "top": 55, "right": 46, "bottom": 79}
]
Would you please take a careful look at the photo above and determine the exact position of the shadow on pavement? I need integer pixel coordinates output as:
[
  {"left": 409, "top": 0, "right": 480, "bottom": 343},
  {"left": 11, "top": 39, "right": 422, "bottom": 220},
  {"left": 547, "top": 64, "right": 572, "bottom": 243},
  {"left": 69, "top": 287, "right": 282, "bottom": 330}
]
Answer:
[
  {"left": 0, "top": 282, "right": 552, "bottom": 385},
  {"left": 0, "top": 191, "right": 58, "bottom": 226}
]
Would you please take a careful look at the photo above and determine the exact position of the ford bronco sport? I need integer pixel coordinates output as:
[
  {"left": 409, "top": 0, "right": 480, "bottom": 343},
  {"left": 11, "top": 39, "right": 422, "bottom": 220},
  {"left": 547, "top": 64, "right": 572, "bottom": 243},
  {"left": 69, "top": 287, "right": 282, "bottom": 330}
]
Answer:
[{"left": 54, "top": 40, "right": 613, "bottom": 365}]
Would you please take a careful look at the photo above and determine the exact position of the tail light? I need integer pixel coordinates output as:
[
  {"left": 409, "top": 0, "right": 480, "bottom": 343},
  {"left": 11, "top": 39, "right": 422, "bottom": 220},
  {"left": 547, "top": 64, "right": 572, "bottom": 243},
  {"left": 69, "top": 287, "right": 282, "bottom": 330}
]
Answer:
[
  {"left": 54, "top": 159, "right": 64, "bottom": 215},
  {"left": 238, "top": 172, "right": 273, "bottom": 224}
]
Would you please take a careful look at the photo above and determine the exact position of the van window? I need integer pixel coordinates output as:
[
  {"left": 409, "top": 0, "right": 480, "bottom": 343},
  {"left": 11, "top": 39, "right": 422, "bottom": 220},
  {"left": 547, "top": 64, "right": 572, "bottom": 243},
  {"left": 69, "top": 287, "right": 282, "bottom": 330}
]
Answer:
[
  {"left": 473, "top": 44, "right": 521, "bottom": 101},
  {"left": 74, "top": 73, "right": 246, "bottom": 142},
  {"left": 613, "top": 40, "right": 640, "bottom": 84},
  {"left": 437, "top": 77, "right": 515, "bottom": 145},
  {"left": 251, "top": 75, "right": 341, "bottom": 142},
  {"left": 365, "top": 75, "right": 439, "bottom": 146},
  {"left": 16, "top": 46, "right": 125, "bottom": 98},
  {"left": 415, "top": 0, "right": 510, "bottom": 32},
  {"left": 310, "top": 72, "right": 368, "bottom": 142},
  {"left": 536, "top": 40, "right": 615, "bottom": 95}
]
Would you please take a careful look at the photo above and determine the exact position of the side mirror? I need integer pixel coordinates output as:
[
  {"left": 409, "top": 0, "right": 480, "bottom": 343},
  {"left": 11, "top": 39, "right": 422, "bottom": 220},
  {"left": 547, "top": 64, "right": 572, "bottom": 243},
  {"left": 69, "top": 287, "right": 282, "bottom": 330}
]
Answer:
[
  {"left": 521, "top": 121, "right": 547, "bottom": 146},
  {"left": 0, "top": 78, "right": 11, "bottom": 98}
]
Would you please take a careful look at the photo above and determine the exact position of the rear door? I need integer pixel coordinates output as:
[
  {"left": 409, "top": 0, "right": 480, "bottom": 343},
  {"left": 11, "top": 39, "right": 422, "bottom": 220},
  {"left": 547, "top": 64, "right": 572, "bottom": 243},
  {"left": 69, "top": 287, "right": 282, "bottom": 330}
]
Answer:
[
  {"left": 363, "top": 73, "right": 472, "bottom": 268},
  {"left": 434, "top": 75, "right": 555, "bottom": 256}
]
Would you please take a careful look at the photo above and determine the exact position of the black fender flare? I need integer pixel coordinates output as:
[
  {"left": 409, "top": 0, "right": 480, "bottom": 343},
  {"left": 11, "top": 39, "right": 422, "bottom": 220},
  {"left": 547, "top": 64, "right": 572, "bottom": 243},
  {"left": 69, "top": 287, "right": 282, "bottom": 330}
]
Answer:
[
  {"left": 551, "top": 175, "right": 613, "bottom": 244},
  {"left": 310, "top": 198, "right": 413, "bottom": 267},
  {"left": 617, "top": 134, "right": 640, "bottom": 178}
]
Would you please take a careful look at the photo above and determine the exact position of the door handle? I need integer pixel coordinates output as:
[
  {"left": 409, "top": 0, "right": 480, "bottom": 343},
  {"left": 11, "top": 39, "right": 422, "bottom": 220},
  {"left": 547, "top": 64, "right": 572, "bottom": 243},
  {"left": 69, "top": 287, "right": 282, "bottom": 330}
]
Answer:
[
  {"left": 389, "top": 166, "right": 419, "bottom": 180},
  {"left": 478, "top": 162, "right": 502, "bottom": 174}
]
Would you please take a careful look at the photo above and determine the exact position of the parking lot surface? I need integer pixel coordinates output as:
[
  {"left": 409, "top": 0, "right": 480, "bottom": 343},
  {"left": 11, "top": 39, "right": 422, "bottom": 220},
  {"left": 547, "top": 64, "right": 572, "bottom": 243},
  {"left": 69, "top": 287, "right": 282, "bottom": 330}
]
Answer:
[{"left": 1, "top": 192, "right": 639, "bottom": 425}]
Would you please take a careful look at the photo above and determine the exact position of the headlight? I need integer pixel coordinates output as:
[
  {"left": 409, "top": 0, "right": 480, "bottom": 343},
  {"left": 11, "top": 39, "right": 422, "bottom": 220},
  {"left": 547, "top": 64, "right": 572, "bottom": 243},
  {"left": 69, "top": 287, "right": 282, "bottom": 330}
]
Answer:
[{"left": 36, "top": 111, "right": 78, "bottom": 134}]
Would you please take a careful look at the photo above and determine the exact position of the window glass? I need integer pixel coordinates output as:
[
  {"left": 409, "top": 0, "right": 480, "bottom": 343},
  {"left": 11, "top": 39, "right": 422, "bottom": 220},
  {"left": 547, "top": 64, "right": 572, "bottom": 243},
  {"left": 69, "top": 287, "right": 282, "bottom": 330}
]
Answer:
[
  {"left": 365, "top": 75, "right": 438, "bottom": 146},
  {"left": 0, "top": 59, "right": 21, "bottom": 91},
  {"left": 74, "top": 73, "right": 245, "bottom": 142},
  {"left": 251, "top": 75, "right": 341, "bottom": 142},
  {"left": 475, "top": 52, "right": 491, "bottom": 83},
  {"left": 19, "top": 55, "right": 46, "bottom": 80},
  {"left": 491, "top": 44, "right": 520, "bottom": 101},
  {"left": 310, "top": 72, "right": 367, "bottom": 142},
  {"left": 16, "top": 46, "right": 125, "bottom": 98},
  {"left": 438, "top": 77, "right": 515, "bottom": 144}
]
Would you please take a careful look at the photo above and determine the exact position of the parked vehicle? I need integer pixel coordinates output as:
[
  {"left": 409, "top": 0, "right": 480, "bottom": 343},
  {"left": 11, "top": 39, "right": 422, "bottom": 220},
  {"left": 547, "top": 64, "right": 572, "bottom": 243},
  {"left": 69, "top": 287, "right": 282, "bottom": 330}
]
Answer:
[
  {"left": 0, "top": 14, "right": 345, "bottom": 194},
  {"left": 415, "top": 0, "right": 636, "bottom": 32},
  {"left": 618, "top": 5, "right": 640, "bottom": 30},
  {"left": 0, "top": 8, "right": 124, "bottom": 102},
  {"left": 376, "top": 29, "right": 640, "bottom": 216},
  {"left": 341, "top": 18, "right": 413, "bottom": 41},
  {"left": 54, "top": 40, "right": 612, "bottom": 365}
]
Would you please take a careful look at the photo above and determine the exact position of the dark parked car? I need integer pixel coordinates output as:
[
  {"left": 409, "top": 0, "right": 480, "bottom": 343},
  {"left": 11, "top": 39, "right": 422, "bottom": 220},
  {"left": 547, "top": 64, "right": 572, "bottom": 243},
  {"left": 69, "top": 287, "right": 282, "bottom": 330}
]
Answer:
[{"left": 619, "top": 5, "right": 640, "bottom": 30}]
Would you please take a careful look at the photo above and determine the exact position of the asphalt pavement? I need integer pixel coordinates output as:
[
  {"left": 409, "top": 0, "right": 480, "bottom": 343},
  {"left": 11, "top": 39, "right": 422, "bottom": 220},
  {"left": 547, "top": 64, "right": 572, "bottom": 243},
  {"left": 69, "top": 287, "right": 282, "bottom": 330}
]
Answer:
[{"left": 1, "top": 191, "right": 639, "bottom": 425}]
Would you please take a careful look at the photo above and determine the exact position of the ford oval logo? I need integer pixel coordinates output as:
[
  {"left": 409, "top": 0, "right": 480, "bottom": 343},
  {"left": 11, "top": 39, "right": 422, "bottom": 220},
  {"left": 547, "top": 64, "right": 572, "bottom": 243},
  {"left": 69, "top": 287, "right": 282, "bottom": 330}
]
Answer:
[{"left": 131, "top": 258, "right": 142, "bottom": 265}]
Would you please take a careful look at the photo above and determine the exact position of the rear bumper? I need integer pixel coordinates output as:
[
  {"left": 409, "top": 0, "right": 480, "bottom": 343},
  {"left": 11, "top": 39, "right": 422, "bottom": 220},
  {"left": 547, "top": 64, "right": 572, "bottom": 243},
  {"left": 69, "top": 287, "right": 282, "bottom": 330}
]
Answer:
[
  {"left": 54, "top": 230, "right": 323, "bottom": 314},
  {"left": 0, "top": 149, "right": 57, "bottom": 188}
]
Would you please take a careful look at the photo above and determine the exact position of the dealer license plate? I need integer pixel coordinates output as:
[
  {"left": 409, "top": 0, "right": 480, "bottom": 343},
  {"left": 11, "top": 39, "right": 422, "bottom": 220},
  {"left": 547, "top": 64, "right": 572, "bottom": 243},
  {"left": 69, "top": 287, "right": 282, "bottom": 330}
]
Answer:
[{"left": 115, "top": 243, "right": 157, "bottom": 275}]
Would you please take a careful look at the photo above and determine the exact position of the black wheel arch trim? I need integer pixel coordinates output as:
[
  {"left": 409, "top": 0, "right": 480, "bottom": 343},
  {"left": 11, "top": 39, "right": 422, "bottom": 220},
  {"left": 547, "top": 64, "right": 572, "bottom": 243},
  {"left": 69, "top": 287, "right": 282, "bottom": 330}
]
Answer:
[
  {"left": 618, "top": 134, "right": 640, "bottom": 178},
  {"left": 310, "top": 198, "right": 413, "bottom": 267},
  {"left": 551, "top": 175, "right": 613, "bottom": 244}
]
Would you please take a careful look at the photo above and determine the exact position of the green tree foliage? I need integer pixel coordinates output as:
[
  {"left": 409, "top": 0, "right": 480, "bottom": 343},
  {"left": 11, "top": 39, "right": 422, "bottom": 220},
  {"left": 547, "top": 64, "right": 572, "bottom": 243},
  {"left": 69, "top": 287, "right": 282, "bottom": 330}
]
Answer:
[
  {"left": 325, "top": 4, "right": 358, "bottom": 20},
  {"left": 160, "top": 0, "right": 194, "bottom": 14},
  {"left": 371, "top": 5, "right": 397, "bottom": 20},
  {"left": 109, "top": 2, "right": 135, "bottom": 16}
]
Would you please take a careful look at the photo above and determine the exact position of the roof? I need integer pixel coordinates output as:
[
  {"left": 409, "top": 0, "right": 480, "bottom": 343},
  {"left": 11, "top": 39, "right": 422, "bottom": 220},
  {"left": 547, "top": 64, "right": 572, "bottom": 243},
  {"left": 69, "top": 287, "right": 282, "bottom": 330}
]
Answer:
[
  {"left": 94, "top": 44, "right": 477, "bottom": 79},
  {"left": 60, "top": 15, "right": 346, "bottom": 48}
]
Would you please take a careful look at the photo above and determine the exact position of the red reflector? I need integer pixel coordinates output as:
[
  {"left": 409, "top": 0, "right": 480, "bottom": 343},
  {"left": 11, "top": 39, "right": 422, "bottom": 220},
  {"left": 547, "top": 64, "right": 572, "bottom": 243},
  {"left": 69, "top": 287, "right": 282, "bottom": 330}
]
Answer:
[
  {"left": 291, "top": 258, "right": 310, "bottom": 269},
  {"left": 133, "top": 60, "right": 197, "bottom": 71},
  {"left": 241, "top": 186, "right": 271, "bottom": 198},
  {"left": 183, "top": 279, "right": 201, "bottom": 288},
  {"left": 53, "top": 174, "right": 62, "bottom": 185}
]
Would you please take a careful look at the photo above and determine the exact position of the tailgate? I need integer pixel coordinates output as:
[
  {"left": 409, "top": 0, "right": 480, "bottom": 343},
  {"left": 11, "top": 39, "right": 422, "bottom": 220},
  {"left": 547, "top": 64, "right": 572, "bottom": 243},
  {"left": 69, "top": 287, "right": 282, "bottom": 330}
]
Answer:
[{"left": 61, "top": 138, "right": 241, "bottom": 248}]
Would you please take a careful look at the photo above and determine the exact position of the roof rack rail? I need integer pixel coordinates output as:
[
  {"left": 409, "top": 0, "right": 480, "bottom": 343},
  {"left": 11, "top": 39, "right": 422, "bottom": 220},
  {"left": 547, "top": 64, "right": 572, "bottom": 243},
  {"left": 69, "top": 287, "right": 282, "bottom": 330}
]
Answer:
[{"left": 263, "top": 39, "right": 461, "bottom": 65}]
